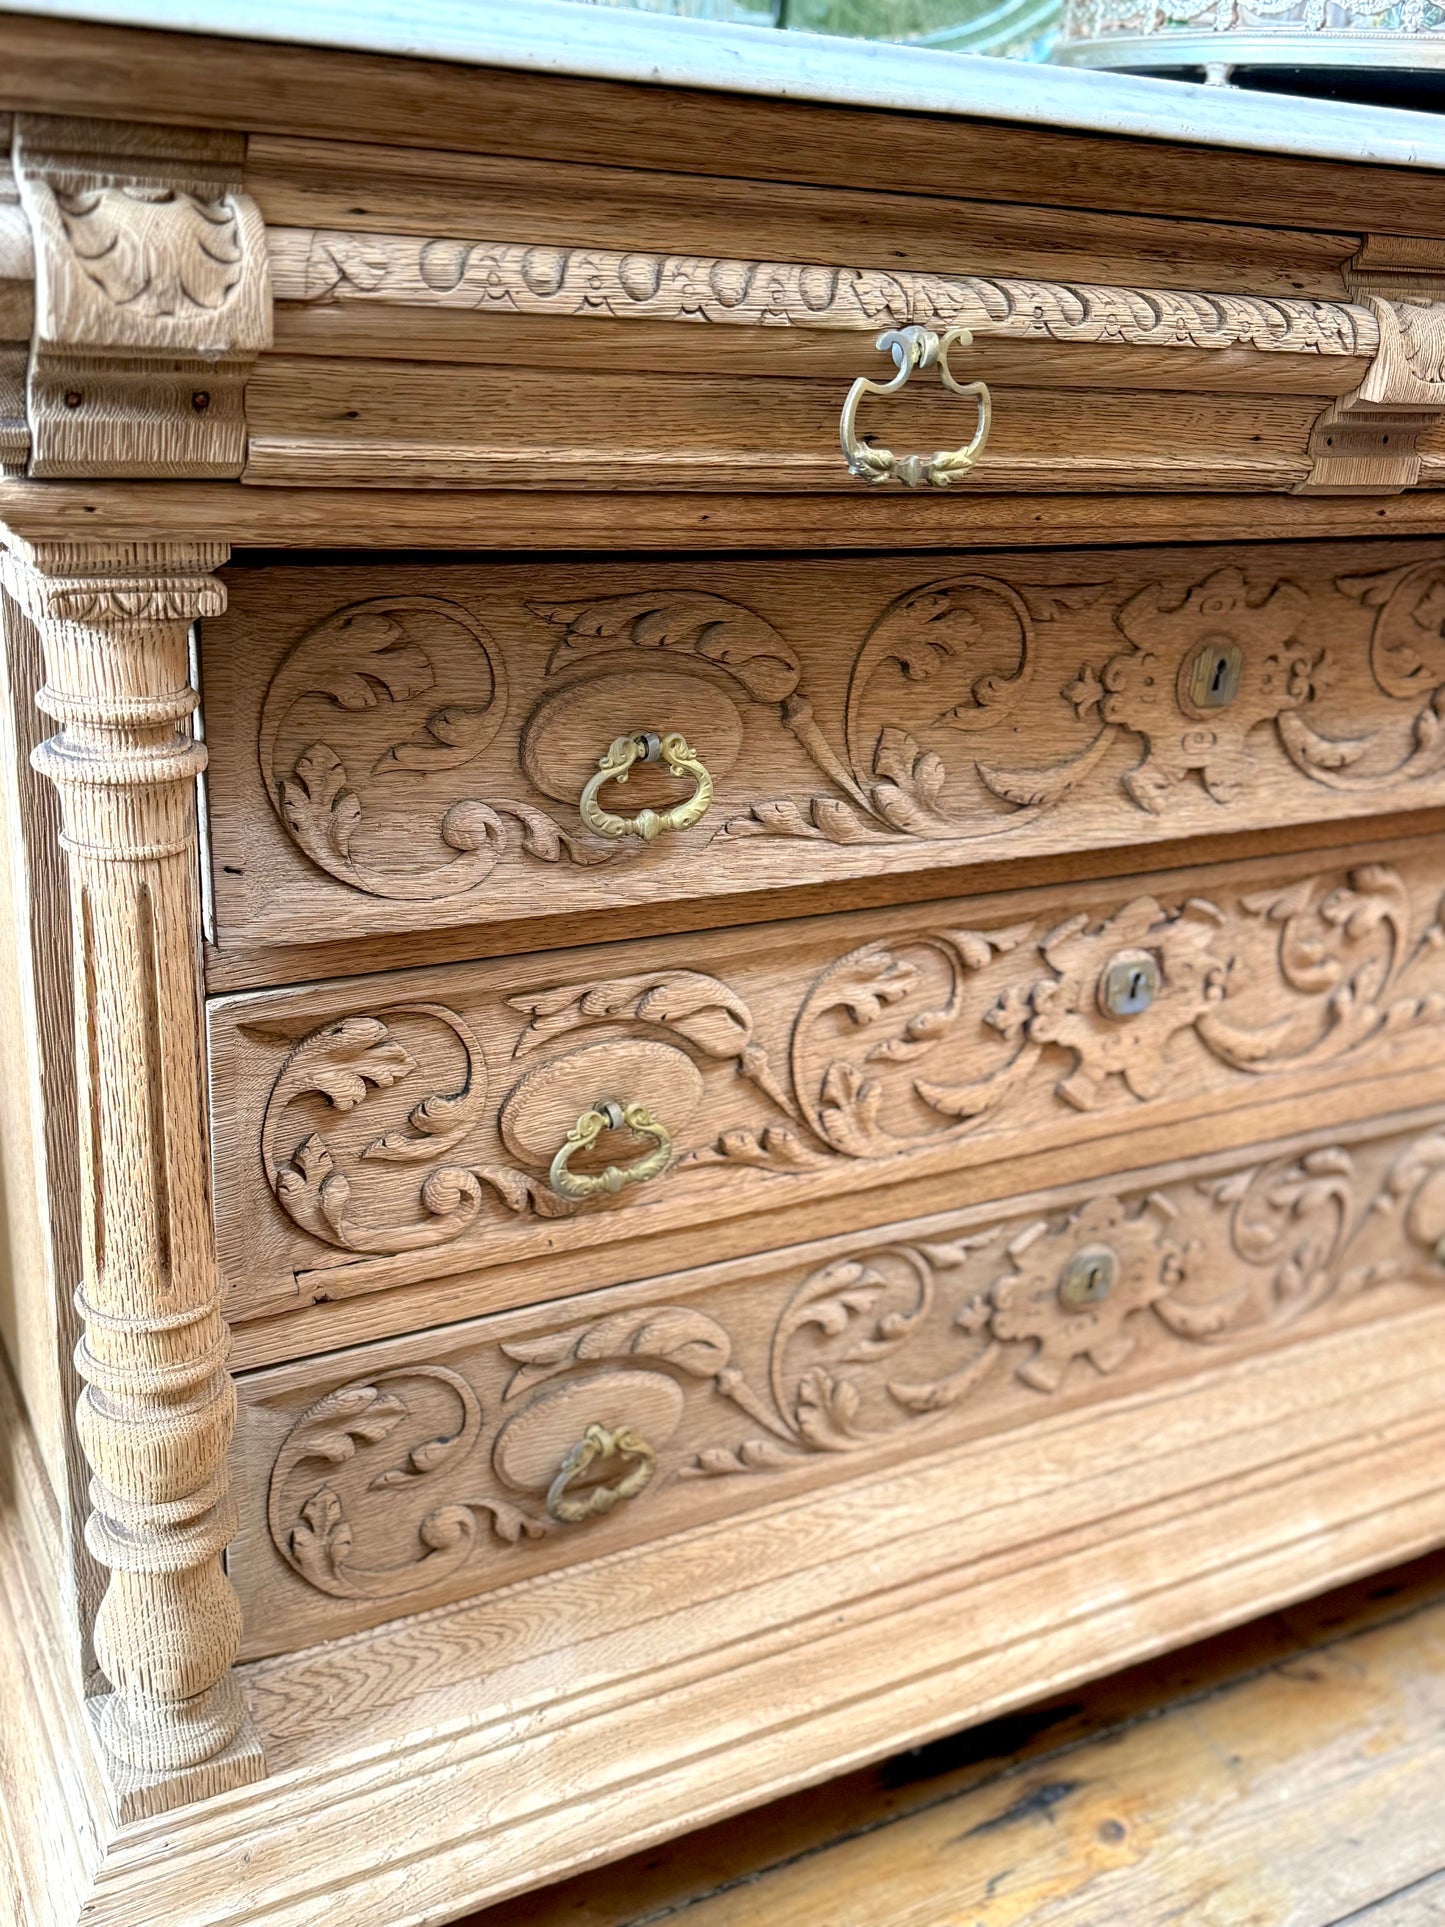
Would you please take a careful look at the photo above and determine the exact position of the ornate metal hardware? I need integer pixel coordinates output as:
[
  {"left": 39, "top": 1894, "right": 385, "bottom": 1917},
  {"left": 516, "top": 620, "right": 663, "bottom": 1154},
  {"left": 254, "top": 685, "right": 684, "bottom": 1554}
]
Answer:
[
  {"left": 839, "top": 325, "right": 991, "bottom": 489},
  {"left": 578, "top": 729, "right": 713, "bottom": 842},
  {"left": 546, "top": 1421, "right": 657, "bottom": 1524},
  {"left": 548, "top": 1097, "right": 673, "bottom": 1202}
]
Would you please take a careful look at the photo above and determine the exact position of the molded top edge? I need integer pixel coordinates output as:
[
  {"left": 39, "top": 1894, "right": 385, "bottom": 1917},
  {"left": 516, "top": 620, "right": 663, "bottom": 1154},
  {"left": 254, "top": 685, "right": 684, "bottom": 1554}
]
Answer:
[{"left": 5, "top": 0, "right": 1445, "bottom": 169}]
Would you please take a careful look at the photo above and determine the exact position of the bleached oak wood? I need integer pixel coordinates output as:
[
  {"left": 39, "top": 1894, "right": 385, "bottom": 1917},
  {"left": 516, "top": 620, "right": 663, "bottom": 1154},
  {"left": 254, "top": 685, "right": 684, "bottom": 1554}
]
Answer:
[
  {"left": 231, "top": 1101, "right": 1445, "bottom": 1657},
  {"left": 207, "top": 824, "right": 1445, "bottom": 1336},
  {"left": 7, "top": 13, "right": 1445, "bottom": 238},
  {"left": 12, "top": 15, "right": 1445, "bottom": 1922},
  {"left": 0, "top": 537, "right": 263, "bottom": 1818},
  {"left": 13, "top": 479, "right": 1445, "bottom": 553},
  {"left": 239, "top": 355, "right": 1324, "bottom": 495},
  {"left": 0, "top": 561, "right": 97, "bottom": 1692},
  {"left": 265, "top": 229, "right": 1378, "bottom": 359},
  {"left": 11, "top": 1294, "right": 1445, "bottom": 1927},
  {"left": 248, "top": 132, "right": 1364, "bottom": 302},
  {"left": 512, "top": 1551, "right": 1445, "bottom": 1927},
  {"left": 9, "top": 116, "right": 271, "bottom": 480},
  {"left": 201, "top": 542, "right": 1445, "bottom": 949},
  {"left": 0, "top": 115, "right": 33, "bottom": 478}
]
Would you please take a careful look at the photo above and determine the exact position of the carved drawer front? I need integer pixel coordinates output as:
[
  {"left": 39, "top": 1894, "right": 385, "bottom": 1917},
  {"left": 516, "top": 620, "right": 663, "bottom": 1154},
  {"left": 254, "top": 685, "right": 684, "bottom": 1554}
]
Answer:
[
  {"left": 210, "top": 826, "right": 1445, "bottom": 1331},
  {"left": 202, "top": 539, "right": 1445, "bottom": 950},
  {"left": 230, "top": 1100, "right": 1445, "bottom": 1658}
]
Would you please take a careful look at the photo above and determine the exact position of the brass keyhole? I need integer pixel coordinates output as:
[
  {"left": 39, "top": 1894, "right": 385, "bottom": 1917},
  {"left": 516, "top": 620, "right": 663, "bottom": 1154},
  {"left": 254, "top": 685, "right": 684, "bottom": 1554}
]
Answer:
[
  {"left": 1099, "top": 952, "right": 1160, "bottom": 1019},
  {"left": 1060, "top": 1245, "right": 1116, "bottom": 1309},
  {"left": 1182, "top": 636, "right": 1244, "bottom": 714}
]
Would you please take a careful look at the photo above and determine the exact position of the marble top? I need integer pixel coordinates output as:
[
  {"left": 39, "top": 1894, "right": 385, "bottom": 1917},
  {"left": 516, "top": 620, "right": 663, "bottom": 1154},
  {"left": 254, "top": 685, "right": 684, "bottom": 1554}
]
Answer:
[{"left": 6, "top": 0, "right": 1445, "bottom": 167}]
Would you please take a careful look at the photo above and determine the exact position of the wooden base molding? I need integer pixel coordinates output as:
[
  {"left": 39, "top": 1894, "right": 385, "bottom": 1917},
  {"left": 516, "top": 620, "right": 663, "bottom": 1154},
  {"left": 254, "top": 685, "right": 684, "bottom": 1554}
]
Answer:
[{"left": 7, "top": 1295, "right": 1445, "bottom": 1925}]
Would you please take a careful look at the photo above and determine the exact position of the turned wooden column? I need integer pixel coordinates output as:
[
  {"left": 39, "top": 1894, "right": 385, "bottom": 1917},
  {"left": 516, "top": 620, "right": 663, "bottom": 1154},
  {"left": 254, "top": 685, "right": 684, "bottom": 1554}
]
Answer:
[{"left": 0, "top": 535, "right": 262, "bottom": 1818}]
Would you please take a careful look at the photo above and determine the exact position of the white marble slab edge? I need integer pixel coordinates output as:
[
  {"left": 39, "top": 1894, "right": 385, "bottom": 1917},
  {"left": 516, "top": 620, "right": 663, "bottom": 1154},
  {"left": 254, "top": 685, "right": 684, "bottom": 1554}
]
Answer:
[{"left": 3, "top": 0, "right": 1445, "bottom": 167}]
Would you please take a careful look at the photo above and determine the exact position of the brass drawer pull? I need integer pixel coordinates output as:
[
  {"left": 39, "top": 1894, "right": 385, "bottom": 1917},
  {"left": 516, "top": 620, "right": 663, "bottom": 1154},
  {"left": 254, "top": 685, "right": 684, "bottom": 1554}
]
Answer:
[
  {"left": 579, "top": 729, "right": 714, "bottom": 842},
  {"left": 548, "top": 1097, "right": 673, "bottom": 1202},
  {"left": 840, "top": 324, "right": 991, "bottom": 488},
  {"left": 546, "top": 1422, "right": 657, "bottom": 1524}
]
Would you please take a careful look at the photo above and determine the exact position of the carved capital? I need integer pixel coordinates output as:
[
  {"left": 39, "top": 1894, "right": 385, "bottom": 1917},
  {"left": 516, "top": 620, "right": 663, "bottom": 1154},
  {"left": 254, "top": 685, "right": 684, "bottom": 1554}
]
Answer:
[
  {"left": 1, "top": 537, "right": 264, "bottom": 1818},
  {"left": 7, "top": 116, "right": 271, "bottom": 479}
]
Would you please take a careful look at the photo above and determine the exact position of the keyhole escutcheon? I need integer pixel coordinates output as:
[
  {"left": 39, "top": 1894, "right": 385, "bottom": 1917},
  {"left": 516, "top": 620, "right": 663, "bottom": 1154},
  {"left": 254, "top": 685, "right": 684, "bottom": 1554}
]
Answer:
[
  {"left": 1099, "top": 950, "right": 1162, "bottom": 1019},
  {"left": 1060, "top": 1244, "right": 1117, "bottom": 1309}
]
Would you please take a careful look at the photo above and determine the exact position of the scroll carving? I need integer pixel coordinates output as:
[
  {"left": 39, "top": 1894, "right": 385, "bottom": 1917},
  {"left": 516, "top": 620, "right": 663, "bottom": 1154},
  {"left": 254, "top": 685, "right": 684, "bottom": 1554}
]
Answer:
[
  {"left": 252, "top": 559, "right": 1445, "bottom": 916},
  {"left": 9, "top": 115, "right": 271, "bottom": 477},
  {"left": 260, "top": 1002, "right": 586, "bottom": 1257},
  {"left": 260, "top": 1117, "right": 1445, "bottom": 1608},
  {"left": 273, "top": 228, "right": 1376, "bottom": 361},
  {"left": 253, "top": 850, "right": 1445, "bottom": 1273}
]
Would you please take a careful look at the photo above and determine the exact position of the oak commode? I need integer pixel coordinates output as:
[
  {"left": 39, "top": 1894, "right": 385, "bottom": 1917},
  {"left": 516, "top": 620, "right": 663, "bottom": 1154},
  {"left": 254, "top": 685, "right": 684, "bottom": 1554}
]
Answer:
[{"left": 5, "top": 6, "right": 1445, "bottom": 1923}]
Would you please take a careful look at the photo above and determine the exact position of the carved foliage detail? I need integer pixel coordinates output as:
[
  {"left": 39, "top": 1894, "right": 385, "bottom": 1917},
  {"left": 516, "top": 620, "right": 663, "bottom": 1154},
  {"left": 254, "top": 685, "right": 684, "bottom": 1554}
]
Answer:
[
  {"left": 53, "top": 185, "right": 247, "bottom": 316},
  {"left": 260, "top": 1002, "right": 580, "bottom": 1256},
  {"left": 263, "top": 1122, "right": 1445, "bottom": 1601},
  {"left": 256, "top": 856, "right": 1445, "bottom": 1261},
  {"left": 257, "top": 562, "right": 1445, "bottom": 902}
]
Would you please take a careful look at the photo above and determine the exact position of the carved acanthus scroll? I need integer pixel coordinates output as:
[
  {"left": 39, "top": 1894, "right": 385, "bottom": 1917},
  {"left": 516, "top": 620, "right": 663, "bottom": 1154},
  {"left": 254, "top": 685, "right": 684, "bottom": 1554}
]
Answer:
[
  {"left": 258, "top": 1116, "right": 1445, "bottom": 1617},
  {"left": 247, "top": 848, "right": 1445, "bottom": 1292},
  {"left": 252, "top": 561, "right": 1445, "bottom": 915},
  {"left": 8, "top": 115, "right": 271, "bottom": 477}
]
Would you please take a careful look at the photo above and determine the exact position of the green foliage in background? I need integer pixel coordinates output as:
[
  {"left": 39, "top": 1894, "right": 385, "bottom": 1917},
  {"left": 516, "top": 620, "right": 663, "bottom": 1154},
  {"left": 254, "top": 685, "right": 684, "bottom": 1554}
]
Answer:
[{"left": 568, "top": 0, "right": 1059, "bottom": 59}]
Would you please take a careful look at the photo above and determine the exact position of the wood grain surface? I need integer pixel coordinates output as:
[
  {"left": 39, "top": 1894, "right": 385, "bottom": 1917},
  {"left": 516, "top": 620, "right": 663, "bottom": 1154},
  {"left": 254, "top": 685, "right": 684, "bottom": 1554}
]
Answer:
[
  {"left": 202, "top": 541, "right": 1445, "bottom": 951},
  {"left": 8, "top": 480, "right": 1445, "bottom": 555},
  {"left": 230, "top": 1100, "right": 1445, "bottom": 1656},
  {"left": 246, "top": 132, "right": 1363, "bottom": 301},
  {"left": 460, "top": 1546, "right": 1445, "bottom": 1927},
  {"left": 209, "top": 822, "right": 1445, "bottom": 1336},
  {"left": 3, "top": 13, "right": 1445, "bottom": 241}
]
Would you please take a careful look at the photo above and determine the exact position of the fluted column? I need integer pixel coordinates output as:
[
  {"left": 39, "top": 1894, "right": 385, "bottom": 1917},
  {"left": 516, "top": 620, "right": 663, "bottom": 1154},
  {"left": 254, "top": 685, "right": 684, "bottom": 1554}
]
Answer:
[{"left": 0, "top": 536, "right": 263, "bottom": 1819}]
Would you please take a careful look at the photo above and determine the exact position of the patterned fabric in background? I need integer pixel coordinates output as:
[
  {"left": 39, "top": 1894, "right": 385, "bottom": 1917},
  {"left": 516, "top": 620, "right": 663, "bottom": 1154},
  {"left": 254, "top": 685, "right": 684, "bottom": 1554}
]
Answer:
[{"left": 569, "top": 0, "right": 1059, "bottom": 61}]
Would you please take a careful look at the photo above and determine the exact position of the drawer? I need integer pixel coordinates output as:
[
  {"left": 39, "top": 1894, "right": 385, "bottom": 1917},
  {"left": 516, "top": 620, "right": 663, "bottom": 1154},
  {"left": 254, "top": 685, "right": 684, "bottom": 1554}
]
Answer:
[
  {"left": 201, "top": 538, "right": 1445, "bottom": 952},
  {"left": 229, "top": 1100, "right": 1445, "bottom": 1658},
  {"left": 209, "top": 827, "right": 1445, "bottom": 1330}
]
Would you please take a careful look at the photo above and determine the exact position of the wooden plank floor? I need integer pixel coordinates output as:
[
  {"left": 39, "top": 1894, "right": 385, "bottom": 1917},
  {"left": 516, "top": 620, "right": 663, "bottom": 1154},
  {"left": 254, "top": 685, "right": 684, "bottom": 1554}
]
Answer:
[{"left": 461, "top": 1547, "right": 1445, "bottom": 1927}]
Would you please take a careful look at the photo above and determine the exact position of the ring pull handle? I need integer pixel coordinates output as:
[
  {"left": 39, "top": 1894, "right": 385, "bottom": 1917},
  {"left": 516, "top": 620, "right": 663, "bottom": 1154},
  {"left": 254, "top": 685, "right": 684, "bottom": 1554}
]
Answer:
[
  {"left": 548, "top": 1097, "right": 673, "bottom": 1203},
  {"left": 579, "top": 729, "right": 713, "bottom": 842},
  {"left": 840, "top": 324, "right": 991, "bottom": 488},
  {"left": 546, "top": 1422, "right": 657, "bottom": 1524}
]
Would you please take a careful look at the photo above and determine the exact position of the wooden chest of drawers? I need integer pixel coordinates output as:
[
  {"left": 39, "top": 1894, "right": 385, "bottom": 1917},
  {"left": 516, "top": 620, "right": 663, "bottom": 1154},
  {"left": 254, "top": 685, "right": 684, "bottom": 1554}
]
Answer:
[{"left": 6, "top": 8, "right": 1445, "bottom": 1924}]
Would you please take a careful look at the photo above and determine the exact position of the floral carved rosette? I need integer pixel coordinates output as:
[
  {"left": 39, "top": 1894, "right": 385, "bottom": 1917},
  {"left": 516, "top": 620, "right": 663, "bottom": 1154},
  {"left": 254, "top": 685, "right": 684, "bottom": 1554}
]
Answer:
[
  {"left": 990, "top": 1193, "right": 1191, "bottom": 1391},
  {"left": 1020, "top": 895, "right": 1230, "bottom": 1108}
]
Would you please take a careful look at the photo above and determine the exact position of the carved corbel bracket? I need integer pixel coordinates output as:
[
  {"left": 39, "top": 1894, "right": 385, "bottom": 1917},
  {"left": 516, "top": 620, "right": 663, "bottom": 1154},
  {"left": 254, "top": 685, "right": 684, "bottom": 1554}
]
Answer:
[
  {"left": 8, "top": 115, "right": 271, "bottom": 479},
  {"left": 1298, "top": 241, "right": 1445, "bottom": 497}
]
